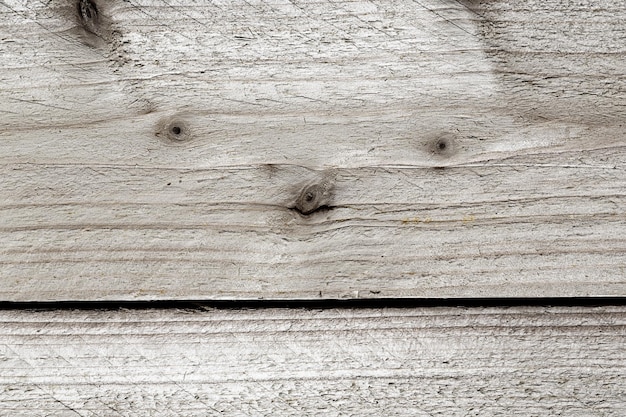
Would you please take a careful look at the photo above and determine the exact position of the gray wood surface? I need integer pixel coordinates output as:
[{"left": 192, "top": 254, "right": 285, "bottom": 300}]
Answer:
[
  {"left": 1, "top": 306, "right": 625, "bottom": 415},
  {"left": 1, "top": 0, "right": 625, "bottom": 300}
]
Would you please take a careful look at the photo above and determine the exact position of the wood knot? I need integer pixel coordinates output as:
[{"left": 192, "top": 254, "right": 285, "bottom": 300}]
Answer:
[
  {"left": 428, "top": 132, "right": 458, "bottom": 158},
  {"left": 77, "top": 0, "right": 100, "bottom": 34},
  {"left": 155, "top": 116, "right": 192, "bottom": 143},
  {"left": 294, "top": 182, "right": 333, "bottom": 215}
]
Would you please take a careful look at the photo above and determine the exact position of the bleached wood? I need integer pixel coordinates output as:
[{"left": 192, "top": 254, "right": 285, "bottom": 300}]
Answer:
[
  {"left": 1, "top": 306, "right": 625, "bottom": 415},
  {"left": 1, "top": 0, "right": 624, "bottom": 300}
]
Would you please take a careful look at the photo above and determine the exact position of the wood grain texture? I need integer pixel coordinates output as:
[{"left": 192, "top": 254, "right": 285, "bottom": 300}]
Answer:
[
  {"left": 1, "top": 306, "right": 625, "bottom": 416},
  {"left": 1, "top": 0, "right": 625, "bottom": 300}
]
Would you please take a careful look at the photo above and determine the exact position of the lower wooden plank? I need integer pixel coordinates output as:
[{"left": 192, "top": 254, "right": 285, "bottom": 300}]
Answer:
[{"left": 1, "top": 306, "right": 624, "bottom": 416}]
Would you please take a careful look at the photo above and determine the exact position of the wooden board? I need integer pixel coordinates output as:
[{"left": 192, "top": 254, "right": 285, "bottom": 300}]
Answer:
[
  {"left": 1, "top": 0, "right": 625, "bottom": 300},
  {"left": 1, "top": 306, "right": 625, "bottom": 415}
]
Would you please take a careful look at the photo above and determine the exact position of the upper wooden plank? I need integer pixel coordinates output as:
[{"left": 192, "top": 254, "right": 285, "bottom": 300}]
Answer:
[{"left": 0, "top": 0, "right": 624, "bottom": 300}]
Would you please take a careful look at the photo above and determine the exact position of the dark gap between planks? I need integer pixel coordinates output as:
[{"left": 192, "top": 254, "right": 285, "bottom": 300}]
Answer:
[{"left": 0, "top": 297, "right": 624, "bottom": 311}]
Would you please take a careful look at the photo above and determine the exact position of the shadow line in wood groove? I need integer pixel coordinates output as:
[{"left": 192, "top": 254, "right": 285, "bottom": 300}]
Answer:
[{"left": 1, "top": 297, "right": 625, "bottom": 311}]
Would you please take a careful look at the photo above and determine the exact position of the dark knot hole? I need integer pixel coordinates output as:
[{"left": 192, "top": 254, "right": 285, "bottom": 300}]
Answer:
[{"left": 79, "top": 0, "right": 98, "bottom": 21}]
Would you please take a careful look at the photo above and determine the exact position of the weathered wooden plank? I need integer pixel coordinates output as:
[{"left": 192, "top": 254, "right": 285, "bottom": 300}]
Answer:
[
  {"left": 1, "top": 306, "right": 625, "bottom": 415},
  {"left": 1, "top": 0, "right": 624, "bottom": 300}
]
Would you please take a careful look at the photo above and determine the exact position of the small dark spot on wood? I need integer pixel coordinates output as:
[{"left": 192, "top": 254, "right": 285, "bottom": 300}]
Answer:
[
  {"left": 433, "top": 137, "right": 451, "bottom": 154},
  {"left": 171, "top": 126, "right": 182, "bottom": 135}
]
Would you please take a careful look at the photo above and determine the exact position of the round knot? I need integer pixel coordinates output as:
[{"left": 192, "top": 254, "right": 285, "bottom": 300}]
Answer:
[
  {"left": 428, "top": 132, "right": 458, "bottom": 157},
  {"left": 155, "top": 116, "right": 192, "bottom": 143},
  {"left": 295, "top": 183, "right": 332, "bottom": 215}
]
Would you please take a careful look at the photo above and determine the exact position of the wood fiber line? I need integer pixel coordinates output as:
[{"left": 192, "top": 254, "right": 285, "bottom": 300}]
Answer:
[
  {"left": 0, "top": 0, "right": 624, "bottom": 300},
  {"left": 1, "top": 306, "right": 625, "bottom": 416}
]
